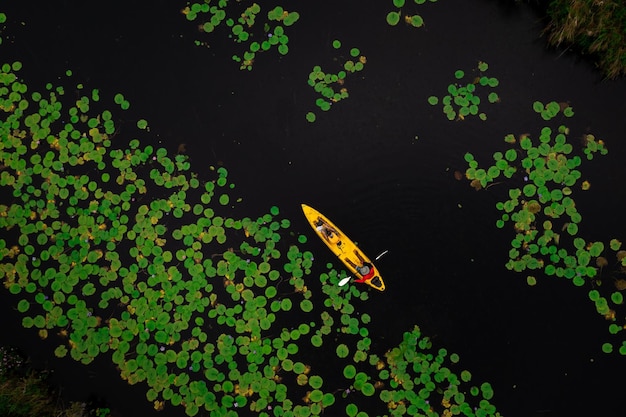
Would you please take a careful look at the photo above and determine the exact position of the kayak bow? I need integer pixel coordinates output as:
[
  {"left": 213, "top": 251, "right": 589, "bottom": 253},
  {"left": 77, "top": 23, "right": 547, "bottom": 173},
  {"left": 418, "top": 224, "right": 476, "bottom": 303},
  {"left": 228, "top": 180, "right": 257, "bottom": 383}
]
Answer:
[{"left": 301, "top": 204, "right": 385, "bottom": 291}]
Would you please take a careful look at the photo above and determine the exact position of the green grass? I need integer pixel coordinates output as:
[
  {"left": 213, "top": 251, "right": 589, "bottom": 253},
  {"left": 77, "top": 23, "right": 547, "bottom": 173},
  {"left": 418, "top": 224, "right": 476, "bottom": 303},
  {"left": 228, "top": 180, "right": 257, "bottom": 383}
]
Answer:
[
  {"left": 543, "top": 0, "right": 626, "bottom": 79},
  {"left": 0, "top": 346, "right": 111, "bottom": 417},
  {"left": 0, "top": 372, "right": 55, "bottom": 417}
]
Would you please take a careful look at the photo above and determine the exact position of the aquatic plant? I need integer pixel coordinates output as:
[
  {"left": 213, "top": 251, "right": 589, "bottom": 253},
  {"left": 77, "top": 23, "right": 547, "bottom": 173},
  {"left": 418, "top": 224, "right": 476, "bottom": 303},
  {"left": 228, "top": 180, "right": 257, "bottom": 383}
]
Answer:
[
  {"left": 182, "top": 2, "right": 299, "bottom": 70},
  {"left": 0, "top": 12, "right": 6, "bottom": 45},
  {"left": 0, "top": 55, "right": 502, "bottom": 417},
  {"left": 532, "top": 99, "right": 574, "bottom": 121},
  {"left": 386, "top": 0, "right": 438, "bottom": 28},
  {"left": 379, "top": 327, "right": 498, "bottom": 417},
  {"left": 1, "top": 58, "right": 315, "bottom": 415},
  {"left": 305, "top": 41, "right": 366, "bottom": 122},
  {"left": 463, "top": 101, "right": 626, "bottom": 354},
  {"left": 0, "top": 12, "right": 501, "bottom": 417},
  {"left": 428, "top": 61, "right": 500, "bottom": 121}
]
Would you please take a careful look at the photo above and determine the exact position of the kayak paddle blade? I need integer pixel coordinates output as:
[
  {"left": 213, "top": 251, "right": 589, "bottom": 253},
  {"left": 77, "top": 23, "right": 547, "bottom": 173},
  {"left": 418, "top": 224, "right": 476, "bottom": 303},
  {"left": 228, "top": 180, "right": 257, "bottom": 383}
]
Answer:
[
  {"left": 375, "top": 249, "right": 389, "bottom": 260},
  {"left": 338, "top": 276, "right": 352, "bottom": 286}
]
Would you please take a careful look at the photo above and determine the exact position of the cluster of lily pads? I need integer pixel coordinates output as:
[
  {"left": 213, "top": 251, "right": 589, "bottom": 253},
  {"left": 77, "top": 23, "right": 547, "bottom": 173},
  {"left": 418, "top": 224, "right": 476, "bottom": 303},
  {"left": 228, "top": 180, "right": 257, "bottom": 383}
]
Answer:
[
  {"left": 386, "top": 0, "right": 438, "bottom": 27},
  {"left": 0, "top": 20, "right": 501, "bottom": 417},
  {"left": 428, "top": 61, "right": 500, "bottom": 121},
  {"left": 305, "top": 40, "right": 366, "bottom": 123},
  {"left": 463, "top": 101, "right": 626, "bottom": 354},
  {"left": 533, "top": 100, "right": 574, "bottom": 121},
  {"left": 182, "top": 2, "right": 299, "bottom": 70},
  {"left": 0, "top": 12, "right": 6, "bottom": 45}
]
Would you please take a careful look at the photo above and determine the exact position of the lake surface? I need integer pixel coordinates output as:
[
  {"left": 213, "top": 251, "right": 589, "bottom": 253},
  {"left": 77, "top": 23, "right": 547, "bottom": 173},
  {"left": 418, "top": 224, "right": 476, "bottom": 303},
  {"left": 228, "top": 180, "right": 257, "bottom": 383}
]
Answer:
[{"left": 1, "top": 1, "right": 626, "bottom": 416}]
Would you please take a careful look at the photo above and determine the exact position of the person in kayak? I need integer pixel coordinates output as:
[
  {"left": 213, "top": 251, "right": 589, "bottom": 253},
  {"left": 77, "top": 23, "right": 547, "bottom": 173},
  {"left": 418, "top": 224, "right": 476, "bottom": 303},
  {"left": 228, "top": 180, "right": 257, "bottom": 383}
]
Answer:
[
  {"left": 315, "top": 218, "right": 340, "bottom": 245},
  {"left": 345, "top": 250, "right": 375, "bottom": 283},
  {"left": 354, "top": 263, "right": 375, "bottom": 283}
]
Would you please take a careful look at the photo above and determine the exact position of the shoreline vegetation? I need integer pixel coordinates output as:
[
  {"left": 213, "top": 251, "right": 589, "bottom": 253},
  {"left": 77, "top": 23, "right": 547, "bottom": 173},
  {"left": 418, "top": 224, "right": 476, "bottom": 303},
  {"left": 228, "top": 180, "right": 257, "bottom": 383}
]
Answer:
[
  {"left": 0, "top": 346, "right": 112, "bottom": 417},
  {"left": 527, "top": 0, "right": 626, "bottom": 79}
]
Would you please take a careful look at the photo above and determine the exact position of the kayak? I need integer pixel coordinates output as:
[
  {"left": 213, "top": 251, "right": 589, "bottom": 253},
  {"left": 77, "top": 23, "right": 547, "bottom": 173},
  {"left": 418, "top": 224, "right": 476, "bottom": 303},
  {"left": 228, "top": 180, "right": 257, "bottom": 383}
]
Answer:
[{"left": 301, "top": 204, "right": 385, "bottom": 291}]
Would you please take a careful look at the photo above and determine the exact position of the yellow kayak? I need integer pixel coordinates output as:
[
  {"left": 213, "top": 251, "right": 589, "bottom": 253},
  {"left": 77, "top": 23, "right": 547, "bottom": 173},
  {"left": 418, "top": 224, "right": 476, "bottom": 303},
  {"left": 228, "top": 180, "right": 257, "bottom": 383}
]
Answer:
[{"left": 301, "top": 204, "right": 385, "bottom": 291}]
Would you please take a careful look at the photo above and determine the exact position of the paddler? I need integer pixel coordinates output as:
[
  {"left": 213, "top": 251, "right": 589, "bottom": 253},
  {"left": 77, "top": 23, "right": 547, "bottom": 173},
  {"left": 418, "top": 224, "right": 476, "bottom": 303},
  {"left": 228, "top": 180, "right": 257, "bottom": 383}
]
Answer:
[
  {"left": 315, "top": 218, "right": 340, "bottom": 245},
  {"left": 345, "top": 250, "right": 375, "bottom": 283}
]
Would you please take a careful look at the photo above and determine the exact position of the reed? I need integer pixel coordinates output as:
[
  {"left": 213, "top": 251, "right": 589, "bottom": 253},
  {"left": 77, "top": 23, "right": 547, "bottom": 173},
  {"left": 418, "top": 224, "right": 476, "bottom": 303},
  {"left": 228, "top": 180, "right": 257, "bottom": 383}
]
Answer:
[
  {"left": 543, "top": 0, "right": 626, "bottom": 79},
  {"left": 0, "top": 346, "right": 110, "bottom": 417}
]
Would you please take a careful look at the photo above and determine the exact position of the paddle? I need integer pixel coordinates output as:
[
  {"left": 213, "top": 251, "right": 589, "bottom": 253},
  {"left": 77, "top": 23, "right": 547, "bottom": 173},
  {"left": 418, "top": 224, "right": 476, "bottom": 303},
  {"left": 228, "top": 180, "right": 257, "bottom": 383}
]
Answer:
[{"left": 338, "top": 250, "right": 389, "bottom": 287}]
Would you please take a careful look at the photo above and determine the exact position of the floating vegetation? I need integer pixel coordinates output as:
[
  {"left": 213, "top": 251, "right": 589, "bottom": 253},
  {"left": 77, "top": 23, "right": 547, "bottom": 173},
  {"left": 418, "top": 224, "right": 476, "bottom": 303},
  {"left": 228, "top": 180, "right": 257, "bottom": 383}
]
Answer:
[
  {"left": 1, "top": 13, "right": 501, "bottom": 417},
  {"left": 463, "top": 102, "right": 625, "bottom": 354},
  {"left": 182, "top": 2, "right": 300, "bottom": 70},
  {"left": 386, "top": 0, "right": 438, "bottom": 27},
  {"left": 1, "top": 55, "right": 320, "bottom": 415},
  {"left": 305, "top": 41, "right": 366, "bottom": 122},
  {"left": 428, "top": 61, "right": 500, "bottom": 121},
  {"left": 136, "top": 118, "right": 149, "bottom": 130},
  {"left": 532, "top": 99, "right": 575, "bottom": 121},
  {"left": 316, "top": 272, "right": 501, "bottom": 416},
  {"left": 0, "top": 12, "right": 6, "bottom": 45},
  {"left": 376, "top": 326, "right": 499, "bottom": 417}
]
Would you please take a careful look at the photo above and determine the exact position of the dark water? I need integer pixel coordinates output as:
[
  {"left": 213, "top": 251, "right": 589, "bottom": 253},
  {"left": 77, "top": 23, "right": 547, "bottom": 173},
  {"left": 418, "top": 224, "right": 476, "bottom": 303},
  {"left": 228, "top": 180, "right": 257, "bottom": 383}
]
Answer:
[{"left": 2, "top": 1, "right": 626, "bottom": 416}]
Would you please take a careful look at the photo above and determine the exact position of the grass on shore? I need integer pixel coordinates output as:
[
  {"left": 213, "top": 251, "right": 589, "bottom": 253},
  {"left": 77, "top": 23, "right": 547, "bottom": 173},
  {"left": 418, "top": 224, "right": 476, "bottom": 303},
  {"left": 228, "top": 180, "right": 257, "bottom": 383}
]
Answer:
[
  {"left": 543, "top": 0, "right": 626, "bottom": 79},
  {"left": 0, "top": 346, "right": 111, "bottom": 417}
]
